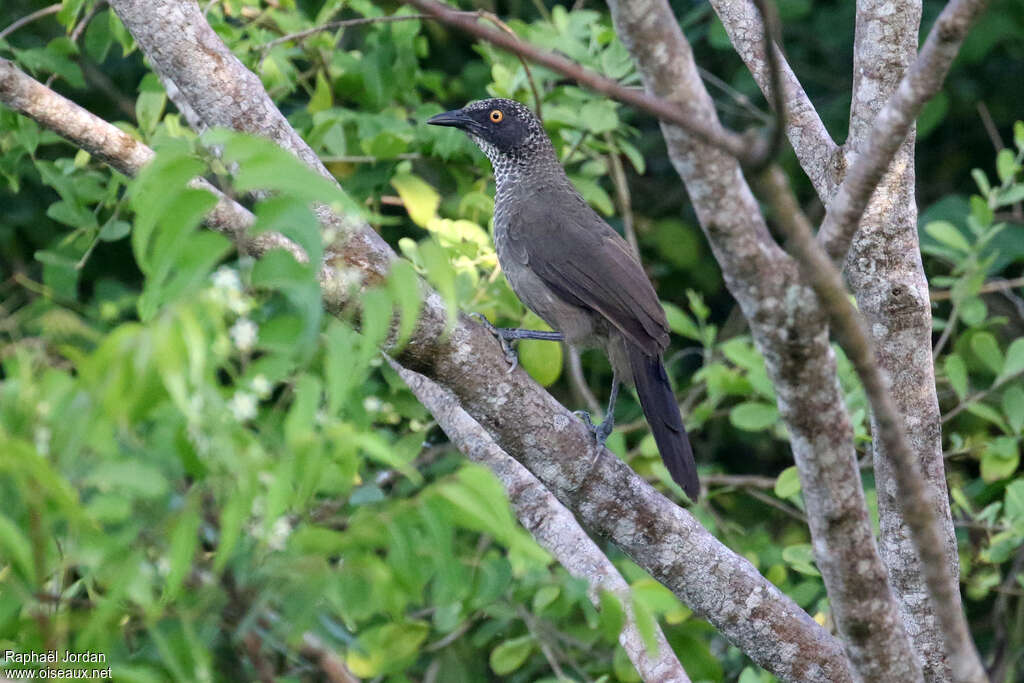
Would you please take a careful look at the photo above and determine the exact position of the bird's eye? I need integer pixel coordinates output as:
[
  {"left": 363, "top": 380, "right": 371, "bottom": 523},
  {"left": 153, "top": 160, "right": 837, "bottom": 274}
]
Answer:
[{"left": 489, "top": 109, "right": 504, "bottom": 123}]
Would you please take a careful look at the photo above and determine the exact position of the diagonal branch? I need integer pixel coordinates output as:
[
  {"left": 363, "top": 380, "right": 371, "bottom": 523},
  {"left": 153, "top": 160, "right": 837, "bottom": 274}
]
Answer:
[
  {"left": 603, "top": 0, "right": 922, "bottom": 680},
  {"left": 825, "top": 2, "right": 989, "bottom": 678},
  {"left": 708, "top": 0, "right": 843, "bottom": 198},
  {"left": 819, "top": 0, "right": 990, "bottom": 262},
  {"left": 6, "top": 7, "right": 853, "bottom": 680},
  {"left": 402, "top": 0, "right": 762, "bottom": 164},
  {"left": 390, "top": 359, "right": 691, "bottom": 683},
  {"left": 755, "top": 165, "right": 987, "bottom": 683}
]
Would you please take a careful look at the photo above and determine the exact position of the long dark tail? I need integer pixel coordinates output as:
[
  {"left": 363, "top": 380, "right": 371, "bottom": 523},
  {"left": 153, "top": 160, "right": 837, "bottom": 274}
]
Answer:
[{"left": 628, "top": 346, "right": 699, "bottom": 499}]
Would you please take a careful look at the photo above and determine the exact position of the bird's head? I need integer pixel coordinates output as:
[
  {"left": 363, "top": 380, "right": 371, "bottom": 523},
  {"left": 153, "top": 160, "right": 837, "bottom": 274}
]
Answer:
[{"left": 427, "top": 98, "right": 551, "bottom": 164}]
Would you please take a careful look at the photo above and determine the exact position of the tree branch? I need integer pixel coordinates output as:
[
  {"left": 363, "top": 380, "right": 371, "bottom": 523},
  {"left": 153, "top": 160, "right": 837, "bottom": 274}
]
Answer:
[
  {"left": 755, "top": 165, "right": 986, "bottom": 683},
  {"left": 6, "top": 5, "right": 852, "bottom": 679},
  {"left": 602, "top": 0, "right": 921, "bottom": 680},
  {"left": 402, "top": 0, "right": 763, "bottom": 164},
  {"left": 0, "top": 4, "right": 61, "bottom": 42},
  {"left": 708, "top": 0, "right": 843, "bottom": 198},
  {"left": 390, "top": 359, "right": 691, "bottom": 683},
  {"left": 825, "top": 2, "right": 989, "bottom": 678},
  {"left": 819, "top": 0, "right": 990, "bottom": 262}
]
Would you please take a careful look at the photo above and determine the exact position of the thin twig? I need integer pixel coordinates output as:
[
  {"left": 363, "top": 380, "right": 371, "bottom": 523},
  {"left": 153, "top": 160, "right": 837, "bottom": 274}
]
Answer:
[
  {"left": 0, "top": 4, "right": 61, "bottom": 41},
  {"left": 933, "top": 298, "right": 959, "bottom": 358},
  {"left": 403, "top": 0, "right": 759, "bottom": 163},
  {"left": 931, "top": 276, "right": 1024, "bottom": 301},
  {"left": 941, "top": 367, "right": 1024, "bottom": 423},
  {"left": 976, "top": 101, "right": 1006, "bottom": 151},
  {"left": 746, "top": 488, "right": 808, "bottom": 524},
  {"left": 566, "top": 347, "right": 602, "bottom": 416},
  {"left": 299, "top": 633, "right": 361, "bottom": 683},
  {"left": 320, "top": 153, "right": 421, "bottom": 163},
  {"left": 702, "top": 473, "right": 777, "bottom": 489},
  {"left": 258, "top": 13, "right": 437, "bottom": 52},
  {"left": 604, "top": 132, "right": 638, "bottom": 256},
  {"left": 70, "top": 1, "right": 106, "bottom": 44},
  {"left": 476, "top": 11, "right": 544, "bottom": 121},
  {"left": 745, "top": 0, "right": 787, "bottom": 171}
]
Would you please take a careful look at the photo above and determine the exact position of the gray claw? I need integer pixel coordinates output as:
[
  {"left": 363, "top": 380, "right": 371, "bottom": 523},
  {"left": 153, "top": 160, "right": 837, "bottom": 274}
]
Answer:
[
  {"left": 471, "top": 312, "right": 519, "bottom": 372},
  {"left": 574, "top": 410, "right": 613, "bottom": 446}
]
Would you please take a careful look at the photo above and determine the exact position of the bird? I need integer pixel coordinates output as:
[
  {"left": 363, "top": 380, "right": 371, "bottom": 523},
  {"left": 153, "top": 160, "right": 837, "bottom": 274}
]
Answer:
[{"left": 427, "top": 98, "right": 699, "bottom": 499}]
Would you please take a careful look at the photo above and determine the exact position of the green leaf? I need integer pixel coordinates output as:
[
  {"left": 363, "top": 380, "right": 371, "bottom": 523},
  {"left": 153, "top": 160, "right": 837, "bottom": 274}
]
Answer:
[
  {"left": 518, "top": 314, "right": 563, "bottom": 387},
  {"left": 532, "top": 585, "right": 560, "bottom": 613},
  {"left": 630, "top": 593, "right": 659, "bottom": 654},
  {"left": 663, "top": 303, "right": 702, "bottom": 341},
  {"left": 579, "top": 100, "right": 619, "bottom": 134},
  {"left": 435, "top": 465, "right": 516, "bottom": 543},
  {"left": 782, "top": 544, "right": 820, "bottom": 576},
  {"left": 924, "top": 220, "right": 971, "bottom": 253},
  {"left": 959, "top": 296, "right": 987, "bottom": 327},
  {"left": 162, "top": 493, "right": 201, "bottom": 603},
  {"left": 972, "top": 169, "right": 991, "bottom": 196},
  {"left": 489, "top": 635, "right": 534, "bottom": 675},
  {"left": 598, "top": 590, "right": 626, "bottom": 642},
  {"left": 388, "top": 260, "right": 423, "bottom": 348},
  {"left": 999, "top": 338, "right": 1024, "bottom": 382},
  {"left": 213, "top": 487, "right": 250, "bottom": 573},
  {"left": 1005, "top": 480, "right": 1024, "bottom": 521},
  {"left": 253, "top": 196, "right": 323, "bottom": 265},
  {"left": 308, "top": 70, "right": 333, "bottom": 114},
  {"left": 995, "top": 184, "right": 1024, "bottom": 208},
  {"left": 971, "top": 332, "right": 1004, "bottom": 375},
  {"left": 136, "top": 88, "right": 167, "bottom": 135},
  {"left": 1003, "top": 384, "right": 1024, "bottom": 434},
  {"left": 1015, "top": 121, "right": 1024, "bottom": 151},
  {"left": 392, "top": 173, "right": 440, "bottom": 228},
  {"left": 99, "top": 219, "right": 131, "bottom": 242},
  {"left": 774, "top": 466, "right": 801, "bottom": 499},
  {"left": 980, "top": 436, "right": 1019, "bottom": 482},
  {"left": 729, "top": 401, "right": 779, "bottom": 432},
  {"left": 996, "top": 148, "right": 1018, "bottom": 185},
  {"left": 945, "top": 354, "right": 969, "bottom": 400},
  {"left": 347, "top": 621, "right": 430, "bottom": 677},
  {"left": 0, "top": 514, "right": 36, "bottom": 583},
  {"left": 966, "top": 402, "right": 1011, "bottom": 434}
]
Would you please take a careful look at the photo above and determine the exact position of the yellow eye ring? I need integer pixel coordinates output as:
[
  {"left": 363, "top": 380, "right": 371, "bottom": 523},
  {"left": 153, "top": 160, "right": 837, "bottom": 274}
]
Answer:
[{"left": 489, "top": 109, "right": 504, "bottom": 123}]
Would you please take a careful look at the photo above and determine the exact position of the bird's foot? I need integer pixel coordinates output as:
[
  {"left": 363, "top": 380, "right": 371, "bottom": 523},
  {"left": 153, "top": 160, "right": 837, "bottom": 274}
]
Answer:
[
  {"left": 573, "top": 410, "right": 614, "bottom": 447},
  {"left": 469, "top": 312, "right": 519, "bottom": 373}
]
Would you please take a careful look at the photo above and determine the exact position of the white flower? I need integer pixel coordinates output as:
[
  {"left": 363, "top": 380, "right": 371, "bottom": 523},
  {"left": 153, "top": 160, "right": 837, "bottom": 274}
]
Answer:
[
  {"left": 211, "top": 267, "right": 242, "bottom": 293},
  {"left": 250, "top": 374, "right": 272, "bottom": 398},
  {"left": 229, "top": 391, "right": 258, "bottom": 421},
  {"left": 267, "top": 517, "right": 291, "bottom": 551},
  {"left": 34, "top": 426, "right": 51, "bottom": 456},
  {"left": 363, "top": 396, "right": 382, "bottom": 413},
  {"left": 230, "top": 318, "right": 258, "bottom": 353},
  {"left": 226, "top": 289, "right": 253, "bottom": 315}
]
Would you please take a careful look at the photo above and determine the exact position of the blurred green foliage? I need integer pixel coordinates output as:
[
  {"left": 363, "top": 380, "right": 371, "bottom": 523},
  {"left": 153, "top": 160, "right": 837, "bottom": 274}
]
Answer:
[{"left": 0, "top": 0, "right": 1022, "bottom": 680}]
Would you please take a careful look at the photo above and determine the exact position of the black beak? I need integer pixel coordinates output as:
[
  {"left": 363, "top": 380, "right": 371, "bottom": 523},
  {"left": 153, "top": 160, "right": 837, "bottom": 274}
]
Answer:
[{"left": 427, "top": 109, "right": 472, "bottom": 129}]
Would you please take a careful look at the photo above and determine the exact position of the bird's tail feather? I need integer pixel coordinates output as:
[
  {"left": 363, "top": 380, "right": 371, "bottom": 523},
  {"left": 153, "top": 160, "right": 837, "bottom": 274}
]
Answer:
[{"left": 628, "top": 346, "right": 699, "bottom": 499}]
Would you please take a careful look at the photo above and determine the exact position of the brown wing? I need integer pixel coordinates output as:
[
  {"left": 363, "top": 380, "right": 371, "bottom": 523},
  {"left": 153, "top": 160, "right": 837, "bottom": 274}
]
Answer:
[{"left": 504, "top": 185, "right": 669, "bottom": 355}]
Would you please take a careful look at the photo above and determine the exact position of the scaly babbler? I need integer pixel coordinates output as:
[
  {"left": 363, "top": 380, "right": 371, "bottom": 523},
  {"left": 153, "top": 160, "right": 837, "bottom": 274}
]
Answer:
[{"left": 428, "top": 98, "right": 699, "bottom": 499}]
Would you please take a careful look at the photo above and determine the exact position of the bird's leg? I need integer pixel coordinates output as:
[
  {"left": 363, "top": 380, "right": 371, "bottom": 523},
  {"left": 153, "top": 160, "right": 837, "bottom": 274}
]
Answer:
[
  {"left": 469, "top": 313, "right": 564, "bottom": 373},
  {"left": 574, "top": 372, "right": 619, "bottom": 447}
]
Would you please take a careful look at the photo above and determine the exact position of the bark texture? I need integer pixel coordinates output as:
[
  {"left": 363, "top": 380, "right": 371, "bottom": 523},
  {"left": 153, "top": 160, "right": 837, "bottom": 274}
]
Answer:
[
  {"left": 393, "top": 361, "right": 691, "bottom": 683},
  {"left": 92, "top": 2, "right": 851, "bottom": 679},
  {"left": 603, "top": 1, "right": 920, "bottom": 680},
  {"left": 844, "top": 1, "right": 977, "bottom": 679},
  {"left": 707, "top": 0, "right": 843, "bottom": 198}
]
